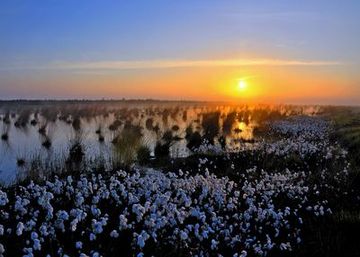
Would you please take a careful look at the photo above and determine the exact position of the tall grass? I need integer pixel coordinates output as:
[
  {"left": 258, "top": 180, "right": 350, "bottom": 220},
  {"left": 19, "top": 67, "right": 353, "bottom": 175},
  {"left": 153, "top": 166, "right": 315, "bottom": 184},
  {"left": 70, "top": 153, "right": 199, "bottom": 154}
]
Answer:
[
  {"left": 202, "top": 111, "right": 220, "bottom": 144},
  {"left": 112, "top": 123, "right": 143, "bottom": 168},
  {"left": 1, "top": 123, "right": 10, "bottom": 141}
]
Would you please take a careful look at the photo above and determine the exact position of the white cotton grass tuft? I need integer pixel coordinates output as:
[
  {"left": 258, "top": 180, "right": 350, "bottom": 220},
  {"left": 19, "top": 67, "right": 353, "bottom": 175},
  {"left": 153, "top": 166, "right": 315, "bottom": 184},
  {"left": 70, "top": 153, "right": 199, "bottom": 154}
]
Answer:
[{"left": 0, "top": 116, "right": 352, "bottom": 256}]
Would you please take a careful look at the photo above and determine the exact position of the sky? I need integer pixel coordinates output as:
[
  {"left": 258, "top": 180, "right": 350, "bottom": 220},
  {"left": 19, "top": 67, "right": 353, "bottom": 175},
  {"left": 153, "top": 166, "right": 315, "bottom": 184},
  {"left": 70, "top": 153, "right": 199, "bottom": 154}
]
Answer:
[{"left": 0, "top": 0, "right": 359, "bottom": 104}]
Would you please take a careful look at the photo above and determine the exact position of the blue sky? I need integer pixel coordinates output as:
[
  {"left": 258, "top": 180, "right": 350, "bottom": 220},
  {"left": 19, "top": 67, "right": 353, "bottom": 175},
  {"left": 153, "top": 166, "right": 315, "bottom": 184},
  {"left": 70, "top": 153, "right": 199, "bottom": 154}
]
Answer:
[{"left": 0, "top": 0, "right": 359, "bottom": 103}]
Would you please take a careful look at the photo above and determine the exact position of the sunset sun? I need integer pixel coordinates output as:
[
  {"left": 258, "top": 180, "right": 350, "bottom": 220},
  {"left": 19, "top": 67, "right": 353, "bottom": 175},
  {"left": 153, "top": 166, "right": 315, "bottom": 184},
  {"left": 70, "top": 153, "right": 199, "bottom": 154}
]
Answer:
[{"left": 238, "top": 80, "right": 247, "bottom": 91}]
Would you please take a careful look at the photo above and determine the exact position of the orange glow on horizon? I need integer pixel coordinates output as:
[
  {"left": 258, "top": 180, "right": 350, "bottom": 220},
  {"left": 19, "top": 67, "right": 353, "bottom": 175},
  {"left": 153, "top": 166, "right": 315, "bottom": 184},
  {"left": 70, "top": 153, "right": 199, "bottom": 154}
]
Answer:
[{"left": 21, "top": 58, "right": 358, "bottom": 105}]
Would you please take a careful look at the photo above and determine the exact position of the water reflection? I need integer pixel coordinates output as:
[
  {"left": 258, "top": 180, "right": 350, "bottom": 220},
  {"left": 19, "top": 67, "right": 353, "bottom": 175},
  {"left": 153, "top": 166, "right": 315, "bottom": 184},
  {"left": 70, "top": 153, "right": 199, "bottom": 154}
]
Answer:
[
  {"left": 0, "top": 103, "right": 320, "bottom": 185},
  {"left": 233, "top": 121, "right": 255, "bottom": 141}
]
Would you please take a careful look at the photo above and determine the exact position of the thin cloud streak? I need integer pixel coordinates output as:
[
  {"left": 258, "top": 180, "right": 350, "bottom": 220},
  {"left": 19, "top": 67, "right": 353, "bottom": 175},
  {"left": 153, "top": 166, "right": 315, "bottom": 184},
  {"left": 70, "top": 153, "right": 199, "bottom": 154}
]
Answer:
[
  {"left": 52, "top": 59, "right": 342, "bottom": 70},
  {"left": 0, "top": 58, "right": 343, "bottom": 71}
]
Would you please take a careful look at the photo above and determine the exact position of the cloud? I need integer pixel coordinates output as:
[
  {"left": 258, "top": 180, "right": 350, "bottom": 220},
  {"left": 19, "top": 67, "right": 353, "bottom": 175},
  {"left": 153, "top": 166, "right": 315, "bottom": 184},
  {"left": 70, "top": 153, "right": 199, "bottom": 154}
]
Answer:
[
  {"left": 50, "top": 58, "right": 342, "bottom": 70},
  {"left": 0, "top": 58, "right": 342, "bottom": 71}
]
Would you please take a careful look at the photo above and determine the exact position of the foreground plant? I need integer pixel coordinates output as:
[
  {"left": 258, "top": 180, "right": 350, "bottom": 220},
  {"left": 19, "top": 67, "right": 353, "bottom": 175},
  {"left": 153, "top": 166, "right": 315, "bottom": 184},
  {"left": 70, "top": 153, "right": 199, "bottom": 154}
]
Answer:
[{"left": 0, "top": 159, "right": 343, "bottom": 257}]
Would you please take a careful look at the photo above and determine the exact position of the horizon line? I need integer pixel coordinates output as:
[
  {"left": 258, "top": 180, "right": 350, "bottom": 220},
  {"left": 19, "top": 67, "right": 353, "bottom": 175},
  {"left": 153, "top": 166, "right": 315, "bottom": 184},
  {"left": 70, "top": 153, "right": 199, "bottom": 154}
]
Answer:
[{"left": 0, "top": 98, "right": 358, "bottom": 107}]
